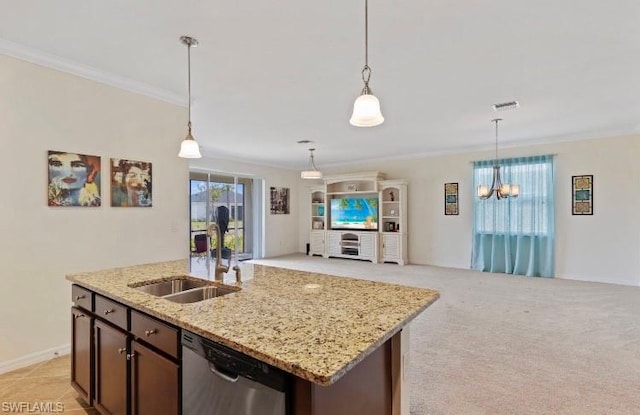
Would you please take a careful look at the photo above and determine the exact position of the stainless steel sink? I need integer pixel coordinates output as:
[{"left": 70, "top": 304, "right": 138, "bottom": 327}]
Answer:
[
  {"left": 134, "top": 278, "right": 209, "bottom": 296},
  {"left": 163, "top": 286, "right": 238, "bottom": 304},
  {"left": 132, "top": 277, "right": 239, "bottom": 303}
]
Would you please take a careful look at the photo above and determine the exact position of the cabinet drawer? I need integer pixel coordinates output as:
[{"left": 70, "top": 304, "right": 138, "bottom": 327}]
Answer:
[
  {"left": 94, "top": 295, "right": 128, "bottom": 330},
  {"left": 72, "top": 285, "right": 93, "bottom": 311},
  {"left": 130, "top": 310, "right": 179, "bottom": 358}
]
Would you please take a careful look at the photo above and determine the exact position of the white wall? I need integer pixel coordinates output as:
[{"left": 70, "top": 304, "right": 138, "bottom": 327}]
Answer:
[
  {"left": 300, "top": 135, "right": 640, "bottom": 286},
  {"left": 0, "top": 55, "right": 189, "bottom": 366},
  {"left": 189, "top": 158, "right": 300, "bottom": 258}
]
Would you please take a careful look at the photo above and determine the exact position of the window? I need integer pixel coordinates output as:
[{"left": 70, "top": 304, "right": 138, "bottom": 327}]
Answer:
[
  {"left": 473, "top": 156, "right": 553, "bottom": 236},
  {"left": 471, "top": 155, "right": 555, "bottom": 277}
]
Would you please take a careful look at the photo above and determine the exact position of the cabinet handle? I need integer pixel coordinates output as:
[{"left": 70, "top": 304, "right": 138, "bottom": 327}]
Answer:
[
  {"left": 74, "top": 295, "right": 86, "bottom": 301},
  {"left": 126, "top": 352, "right": 136, "bottom": 360},
  {"left": 118, "top": 347, "right": 126, "bottom": 354},
  {"left": 74, "top": 314, "right": 85, "bottom": 319},
  {"left": 144, "top": 329, "right": 157, "bottom": 337},
  {"left": 104, "top": 309, "right": 115, "bottom": 315}
]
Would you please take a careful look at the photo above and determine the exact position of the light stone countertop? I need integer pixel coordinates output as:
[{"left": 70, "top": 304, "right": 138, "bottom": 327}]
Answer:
[{"left": 66, "top": 260, "right": 439, "bottom": 385}]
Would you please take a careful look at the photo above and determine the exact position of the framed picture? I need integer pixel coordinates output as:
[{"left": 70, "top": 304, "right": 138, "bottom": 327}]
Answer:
[
  {"left": 110, "top": 158, "right": 152, "bottom": 207},
  {"left": 572, "top": 175, "right": 593, "bottom": 215},
  {"left": 270, "top": 186, "right": 290, "bottom": 214},
  {"left": 47, "top": 150, "right": 101, "bottom": 207},
  {"left": 444, "top": 182, "right": 459, "bottom": 215}
]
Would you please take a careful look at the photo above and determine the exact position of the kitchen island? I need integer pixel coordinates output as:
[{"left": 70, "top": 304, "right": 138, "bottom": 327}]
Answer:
[{"left": 67, "top": 260, "right": 439, "bottom": 415}]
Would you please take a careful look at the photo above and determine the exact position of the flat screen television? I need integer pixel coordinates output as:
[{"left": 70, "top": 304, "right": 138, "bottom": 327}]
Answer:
[{"left": 330, "top": 196, "right": 378, "bottom": 230}]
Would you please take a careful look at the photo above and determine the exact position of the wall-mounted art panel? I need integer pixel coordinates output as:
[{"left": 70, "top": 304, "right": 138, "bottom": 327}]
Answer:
[
  {"left": 270, "top": 186, "right": 290, "bottom": 214},
  {"left": 110, "top": 158, "right": 152, "bottom": 207},
  {"left": 47, "top": 150, "right": 101, "bottom": 207},
  {"left": 445, "top": 182, "right": 459, "bottom": 215},
  {"left": 572, "top": 175, "right": 593, "bottom": 215}
]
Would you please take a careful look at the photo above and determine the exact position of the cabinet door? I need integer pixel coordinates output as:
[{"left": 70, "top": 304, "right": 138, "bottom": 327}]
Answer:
[
  {"left": 71, "top": 307, "right": 92, "bottom": 405},
  {"left": 359, "top": 233, "right": 376, "bottom": 259},
  {"left": 130, "top": 341, "right": 180, "bottom": 415},
  {"left": 94, "top": 320, "right": 128, "bottom": 415},
  {"left": 382, "top": 234, "right": 400, "bottom": 261},
  {"left": 310, "top": 231, "right": 325, "bottom": 255},
  {"left": 327, "top": 232, "right": 342, "bottom": 255}
]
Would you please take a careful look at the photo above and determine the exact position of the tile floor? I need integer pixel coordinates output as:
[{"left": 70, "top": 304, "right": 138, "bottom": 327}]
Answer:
[{"left": 0, "top": 355, "right": 96, "bottom": 414}]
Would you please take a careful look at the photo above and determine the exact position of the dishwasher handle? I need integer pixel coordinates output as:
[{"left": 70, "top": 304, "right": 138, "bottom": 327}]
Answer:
[{"left": 209, "top": 362, "right": 240, "bottom": 383}]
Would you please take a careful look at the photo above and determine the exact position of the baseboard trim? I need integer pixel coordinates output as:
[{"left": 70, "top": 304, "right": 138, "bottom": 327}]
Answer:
[{"left": 0, "top": 344, "right": 71, "bottom": 375}]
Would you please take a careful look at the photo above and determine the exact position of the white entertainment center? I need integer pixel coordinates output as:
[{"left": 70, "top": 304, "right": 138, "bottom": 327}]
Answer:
[{"left": 308, "top": 172, "right": 408, "bottom": 265}]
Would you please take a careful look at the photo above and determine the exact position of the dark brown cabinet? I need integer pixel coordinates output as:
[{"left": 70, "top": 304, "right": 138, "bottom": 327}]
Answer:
[
  {"left": 94, "top": 319, "right": 128, "bottom": 415},
  {"left": 71, "top": 285, "right": 181, "bottom": 415},
  {"left": 71, "top": 307, "right": 93, "bottom": 405},
  {"left": 131, "top": 341, "right": 180, "bottom": 415}
]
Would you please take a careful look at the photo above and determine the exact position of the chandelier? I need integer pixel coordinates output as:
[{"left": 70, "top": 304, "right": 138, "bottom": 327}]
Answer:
[
  {"left": 477, "top": 119, "right": 519, "bottom": 199},
  {"left": 301, "top": 148, "right": 323, "bottom": 179}
]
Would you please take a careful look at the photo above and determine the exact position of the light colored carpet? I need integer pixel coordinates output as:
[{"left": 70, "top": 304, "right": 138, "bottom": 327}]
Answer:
[{"left": 251, "top": 254, "right": 640, "bottom": 415}]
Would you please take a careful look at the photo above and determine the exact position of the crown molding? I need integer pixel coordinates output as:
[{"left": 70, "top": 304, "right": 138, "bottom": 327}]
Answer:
[{"left": 0, "top": 37, "right": 186, "bottom": 107}]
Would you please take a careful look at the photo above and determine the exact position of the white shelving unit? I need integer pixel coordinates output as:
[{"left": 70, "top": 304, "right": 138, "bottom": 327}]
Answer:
[
  {"left": 379, "top": 180, "right": 408, "bottom": 265},
  {"left": 307, "top": 172, "right": 407, "bottom": 265},
  {"left": 309, "top": 186, "right": 325, "bottom": 256}
]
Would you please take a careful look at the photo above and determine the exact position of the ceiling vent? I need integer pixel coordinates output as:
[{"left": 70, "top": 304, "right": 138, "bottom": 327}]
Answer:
[{"left": 492, "top": 101, "right": 520, "bottom": 112}]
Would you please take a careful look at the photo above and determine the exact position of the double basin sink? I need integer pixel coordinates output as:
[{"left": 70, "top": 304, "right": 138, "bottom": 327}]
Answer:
[{"left": 132, "top": 277, "right": 239, "bottom": 304}]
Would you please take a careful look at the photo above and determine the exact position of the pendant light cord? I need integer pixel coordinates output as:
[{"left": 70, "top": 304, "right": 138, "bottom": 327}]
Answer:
[
  {"left": 187, "top": 42, "right": 192, "bottom": 132},
  {"left": 309, "top": 149, "right": 318, "bottom": 171},
  {"left": 361, "top": 0, "right": 372, "bottom": 93},
  {"left": 365, "top": 0, "right": 368, "bottom": 68},
  {"left": 493, "top": 118, "right": 501, "bottom": 165},
  {"left": 495, "top": 119, "right": 498, "bottom": 162}
]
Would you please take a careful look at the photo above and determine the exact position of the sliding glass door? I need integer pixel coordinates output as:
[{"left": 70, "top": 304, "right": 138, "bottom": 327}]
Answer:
[{"left": 189, "top": 171, "right": 261, "bottom": 276}]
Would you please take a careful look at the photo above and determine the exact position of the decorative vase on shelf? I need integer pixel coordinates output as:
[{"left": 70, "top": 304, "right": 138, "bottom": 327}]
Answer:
[
  {"left": 318, "top": 205, "right": 324, "bottom": 216},
  {"left": 390, "top": 191, "right": 395, "bottom": 201}
]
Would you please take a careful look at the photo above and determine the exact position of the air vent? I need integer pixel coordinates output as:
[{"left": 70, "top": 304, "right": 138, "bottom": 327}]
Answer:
[{"left": 493, "top": 101, "right": 520, "bottom": 112}]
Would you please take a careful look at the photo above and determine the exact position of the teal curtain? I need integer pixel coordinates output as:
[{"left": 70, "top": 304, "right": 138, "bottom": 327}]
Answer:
[{"left": 471, "top": 155, "right": 555, "bottom": 277}]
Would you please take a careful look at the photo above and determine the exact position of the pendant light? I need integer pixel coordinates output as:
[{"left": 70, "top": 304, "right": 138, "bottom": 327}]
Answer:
[
  {"left": 350, "top": 0, "right": 384, "bottom": 127},
  {"left": 178, "top": 35, "right": 202, "bottom": 159},
  {"left": 477, "top": 119, "right": 520, "bottom": 199},
  {"left": 301, "top": 148, "right": 323, "bottom": 179}
]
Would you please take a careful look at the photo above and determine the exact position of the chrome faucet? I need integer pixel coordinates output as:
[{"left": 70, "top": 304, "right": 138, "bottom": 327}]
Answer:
[
  {"left": 208, "top": 223, "right": 228, "bottom": 281},
  {"left": 207, "top": 223, "right": 241, "bottom": 283}
]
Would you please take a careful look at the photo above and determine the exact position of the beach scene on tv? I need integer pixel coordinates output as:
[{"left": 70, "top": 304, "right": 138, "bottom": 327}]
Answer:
[{"left": 330, "top": 196, "right": 378, "bottom": 230}]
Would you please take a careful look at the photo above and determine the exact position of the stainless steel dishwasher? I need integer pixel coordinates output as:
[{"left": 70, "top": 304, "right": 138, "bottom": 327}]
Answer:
[{"left": 182, "top": 331, "right": 289, "bottom": 415}]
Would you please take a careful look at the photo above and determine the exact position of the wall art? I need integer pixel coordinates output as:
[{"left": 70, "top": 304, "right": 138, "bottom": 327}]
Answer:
[
  {"left": 47, "top": 150, "right": 101, "bottom": 207},
  {"left": 444, "top": 182, "right": 459, "bottom": 215},
  {"left": 111, "top": 158, "right": 153, "bottom": 207},
  {"left": 572, "top": 175, "right": 593, "bottom": 215},
  {"left": 270, "top": 186, "right": 290, "bottom": 214}
]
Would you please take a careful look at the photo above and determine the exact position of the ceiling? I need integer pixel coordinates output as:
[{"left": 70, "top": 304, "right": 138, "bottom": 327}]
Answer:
[{"left": 2, "top": 1, "right": 640, "bottom": 170}]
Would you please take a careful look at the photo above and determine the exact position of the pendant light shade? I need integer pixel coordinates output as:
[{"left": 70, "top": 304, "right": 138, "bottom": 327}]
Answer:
[
  {"left": 350, "top": 93, "right": 384, "bottom": 127},
  {"left": 301, "top": 148, "right": 323, "bottom": 179},
  {"left": 178, "top": 36, "right": 202, "bottom": 159},
  {"left": 477, "top": 119, "right": 519, "bottom": 200},
  {"left": 350, "top": 0, "right": 384, "bottom": 127}
]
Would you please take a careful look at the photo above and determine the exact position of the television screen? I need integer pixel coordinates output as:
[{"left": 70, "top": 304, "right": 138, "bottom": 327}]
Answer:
[{"left": 330, "top": 196, "right": 378, "bottom": 230}]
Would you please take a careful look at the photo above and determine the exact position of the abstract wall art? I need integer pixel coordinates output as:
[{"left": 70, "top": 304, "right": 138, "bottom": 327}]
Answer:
[
  {"left": 47, "top": 150, "right": 101, "bottom": 207},
  {"left": 444, "top": 182, "right": 459, "bottom": 215},
  {"left": 270, "top": 186, "right": 290, "bottom": 214},
  {"left": 111, "top": 158, "right": 152, "bottom": 207},
  {"left": 572, "top": 175, "right": 593, "bottom": 215}
]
